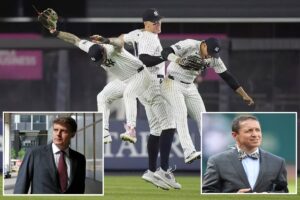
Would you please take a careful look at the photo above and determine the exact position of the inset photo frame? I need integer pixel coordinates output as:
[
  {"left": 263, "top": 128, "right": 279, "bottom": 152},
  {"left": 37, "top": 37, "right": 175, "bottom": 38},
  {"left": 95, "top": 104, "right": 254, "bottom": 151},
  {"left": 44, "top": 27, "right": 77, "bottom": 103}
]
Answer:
[
  {"left": 201, "top": 112, "right": 297, "bottom": 194},
  {"left": 2, "top": 112, "right": 104, "bottom": 196}
]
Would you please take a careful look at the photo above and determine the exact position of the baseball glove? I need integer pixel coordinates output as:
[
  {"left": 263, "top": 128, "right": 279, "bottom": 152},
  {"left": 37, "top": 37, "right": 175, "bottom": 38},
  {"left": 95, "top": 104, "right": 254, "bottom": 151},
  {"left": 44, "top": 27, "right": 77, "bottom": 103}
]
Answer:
[
  {"left": 37, "top": 8, "right": 58, "bottom": 30},
  {"left": 178, "top": 54, "right": 209, "bottom": 71}
]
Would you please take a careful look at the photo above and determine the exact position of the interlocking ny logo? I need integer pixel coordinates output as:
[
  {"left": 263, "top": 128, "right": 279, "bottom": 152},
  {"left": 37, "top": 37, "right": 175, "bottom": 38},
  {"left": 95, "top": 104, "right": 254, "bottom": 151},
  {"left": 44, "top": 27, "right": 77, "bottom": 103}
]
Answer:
[
  {"left": 154, "top": 11, "right": 159, "bottom": 16},
  {"left": 214, "top": 47, "right": 220, "bottom": 52},
  {"left": 104, "top": 59, "right": 115, "bottom": 67}
]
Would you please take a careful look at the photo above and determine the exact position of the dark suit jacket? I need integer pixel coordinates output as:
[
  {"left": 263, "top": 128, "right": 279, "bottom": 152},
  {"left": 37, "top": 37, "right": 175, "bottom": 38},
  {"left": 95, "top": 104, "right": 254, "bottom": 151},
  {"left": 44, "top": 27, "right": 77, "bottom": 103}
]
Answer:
[
  {"left": 202, "top": 148, "right": 288, "bottom": 193},
  {"left": 14, "top": 143, "right": 86, "bottom": 194}
]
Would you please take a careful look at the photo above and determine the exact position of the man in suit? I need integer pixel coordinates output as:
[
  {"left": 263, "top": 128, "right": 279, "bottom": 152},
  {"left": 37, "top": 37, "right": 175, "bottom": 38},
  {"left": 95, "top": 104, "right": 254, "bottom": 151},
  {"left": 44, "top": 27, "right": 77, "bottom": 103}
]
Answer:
[
  {"left": 202, "top": 114, "right": 288, "bottom": 193},
  {"left": 14, "top": 116, "right": 86, "bottom": 194}
]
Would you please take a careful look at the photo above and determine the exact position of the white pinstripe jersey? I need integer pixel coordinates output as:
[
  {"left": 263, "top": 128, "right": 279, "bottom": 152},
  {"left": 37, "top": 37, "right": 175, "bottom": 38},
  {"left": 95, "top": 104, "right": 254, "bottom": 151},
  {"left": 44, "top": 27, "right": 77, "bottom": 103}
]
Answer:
[
  {"left": 123, "top": 29, "right": 165, "bottom": 75},
  {"left": 168, "top": 39, "right": 227, "bottom": 83},
  {"left": 100, "top": 44, "right": 145, "bottom": 81}
]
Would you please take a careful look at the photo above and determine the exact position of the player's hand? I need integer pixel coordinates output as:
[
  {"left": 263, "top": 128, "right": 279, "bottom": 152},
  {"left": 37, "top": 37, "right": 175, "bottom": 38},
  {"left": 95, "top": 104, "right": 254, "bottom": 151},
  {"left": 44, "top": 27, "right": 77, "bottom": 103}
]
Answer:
[
  {"left": 49, "top": 28, "right": 57, "bottom": 34},
  {"left": 90, "top": 35, "right": 110, "bottom": 44},
  {"left": 90, "top": 35, "right": 102, "bottom": 43},
  {"left": 235, "top": 87, "right": 255, "bottom": 106},
  {"left": 243, "top": 95, "right": 254, "bottom": 106},
  {"left": 237, "top": 188, "right": 251, "bottom": 193}
]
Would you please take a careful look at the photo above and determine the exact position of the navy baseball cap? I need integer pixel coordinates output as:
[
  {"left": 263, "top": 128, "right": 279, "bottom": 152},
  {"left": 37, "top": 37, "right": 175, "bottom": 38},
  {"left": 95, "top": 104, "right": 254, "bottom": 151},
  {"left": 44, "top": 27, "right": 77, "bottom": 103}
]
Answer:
[
  {"left": 142, "top": 8, "right": 163, "bottom": 22},
  {"left": 88, "top": 44, "right": 104, "bottom": 62},
  {"left": 205, "top": 38, "right": 221, "bottom": 58}
]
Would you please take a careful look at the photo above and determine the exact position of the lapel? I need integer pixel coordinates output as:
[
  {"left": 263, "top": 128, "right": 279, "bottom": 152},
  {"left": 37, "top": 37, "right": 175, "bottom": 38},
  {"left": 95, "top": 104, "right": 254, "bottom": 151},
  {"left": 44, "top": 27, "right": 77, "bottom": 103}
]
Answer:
[
  {"left": 68, "top": 148, "right": 77, "bottom": 186},
  {"left": 229, "top": 148, "right": 251, "bottom": 188},
  {"left": 45, "top": 143, "right": 60, "bottom": 186},
  {"left": 253, "top": 148, "right": 267, "bottom": 190}
]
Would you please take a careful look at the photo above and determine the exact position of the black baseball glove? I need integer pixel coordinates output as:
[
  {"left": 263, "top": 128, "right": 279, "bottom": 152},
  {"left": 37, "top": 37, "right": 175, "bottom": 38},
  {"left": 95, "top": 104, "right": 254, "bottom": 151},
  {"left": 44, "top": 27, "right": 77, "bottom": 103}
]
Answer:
[
  {"left": 37, "top": 8, "right": 58, "bottom": 30},
  {"left": 178, "top": 54, "right": 209, "bottom": 71}
]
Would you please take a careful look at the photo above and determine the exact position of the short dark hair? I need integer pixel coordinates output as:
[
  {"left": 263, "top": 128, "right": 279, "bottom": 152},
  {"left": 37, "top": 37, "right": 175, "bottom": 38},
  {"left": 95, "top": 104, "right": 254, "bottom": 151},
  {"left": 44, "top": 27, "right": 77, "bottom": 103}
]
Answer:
[
  {"left": 53, "top": 116, "right": 77, "bottom": 134},
  {"left": 232, "top": 115, "right": 259, "bottom": 133}
]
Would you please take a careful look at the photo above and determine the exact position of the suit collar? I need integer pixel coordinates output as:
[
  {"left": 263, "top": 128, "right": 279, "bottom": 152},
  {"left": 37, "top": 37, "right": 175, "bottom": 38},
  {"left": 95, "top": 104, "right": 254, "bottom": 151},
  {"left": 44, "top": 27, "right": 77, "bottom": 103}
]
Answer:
[
  {"left": 229, "top": 148, "right": 251, "bottom": 188},
  {"left": 253, "top": 149, "right": 267, "bottom": 191},
  {"left": 45, "top": 143, "right": 61, "bottom": 189},
  {"left": 49, "top": 143, "right": 78, "bottom": 192},
  {"left": 68, "top": 148, "right": 77, "bottom": 186},
  {"left": 229, "top": 147, "right": 269, "bottom": 191}
]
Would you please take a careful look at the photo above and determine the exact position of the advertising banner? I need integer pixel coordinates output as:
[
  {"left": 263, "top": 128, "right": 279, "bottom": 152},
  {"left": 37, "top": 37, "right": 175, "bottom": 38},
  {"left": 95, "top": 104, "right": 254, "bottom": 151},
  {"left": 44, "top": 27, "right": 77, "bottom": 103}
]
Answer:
[{"left": 0, "top": 34, "right": 42, "bottom": 80}]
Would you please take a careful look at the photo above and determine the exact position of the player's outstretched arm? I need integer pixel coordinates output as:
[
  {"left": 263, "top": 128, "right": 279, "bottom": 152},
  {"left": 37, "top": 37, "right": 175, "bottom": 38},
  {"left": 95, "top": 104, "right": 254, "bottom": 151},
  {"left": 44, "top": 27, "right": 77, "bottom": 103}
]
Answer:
[
  {"left": 90, "top": 34, "right": 124, "bottom": 51},
  {"left": 50, "top": 29, "right": 81, "bottom": 47},
  {"left": 219, "top": 70, "right": 254, "bottom": 106},
  {"left": 235, "top": 87, "right": 255, "bottom": 106}
]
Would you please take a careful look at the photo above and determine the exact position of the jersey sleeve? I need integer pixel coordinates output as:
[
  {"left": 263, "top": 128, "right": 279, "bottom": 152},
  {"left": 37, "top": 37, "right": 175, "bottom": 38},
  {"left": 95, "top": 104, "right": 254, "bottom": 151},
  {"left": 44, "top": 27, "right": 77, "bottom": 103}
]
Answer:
[
  {"left": 171, "top": 39, "right": 196, "bottom": 57},
  {"left": 210, "top": 57, "right": 227, "bottom": 73},
  {"left": 123, "top": 29, "right": 140, "bottom": 44}
]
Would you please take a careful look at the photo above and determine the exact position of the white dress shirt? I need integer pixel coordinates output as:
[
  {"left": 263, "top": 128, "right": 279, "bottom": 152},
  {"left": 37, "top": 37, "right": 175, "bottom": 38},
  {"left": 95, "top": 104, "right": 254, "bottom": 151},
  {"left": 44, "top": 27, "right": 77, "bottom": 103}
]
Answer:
[
  {"left": 52, "top": 143, "right": 71, "bottom": 186},
  {"left": 237, "top": 146, "right": 260, "bottom": 189}
]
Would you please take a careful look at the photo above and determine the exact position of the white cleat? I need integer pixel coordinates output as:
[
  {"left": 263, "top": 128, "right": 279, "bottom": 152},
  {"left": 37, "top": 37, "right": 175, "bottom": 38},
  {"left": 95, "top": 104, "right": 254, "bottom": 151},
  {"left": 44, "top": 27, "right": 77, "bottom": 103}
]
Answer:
[
  {"left": 103, "top": 129, "right": 112, "bottom": 144},
  {"left": 142, "top": 170, "right": 170, "bottom": 190},
  {"left": 154, "top": 167, "right": 181, "bottom": 189},
  {"left": 184, "top": 151, "right": 201, "bottom": 164},
  {"left": 120, "top": 124, "right": 137, "bottom": 143}
]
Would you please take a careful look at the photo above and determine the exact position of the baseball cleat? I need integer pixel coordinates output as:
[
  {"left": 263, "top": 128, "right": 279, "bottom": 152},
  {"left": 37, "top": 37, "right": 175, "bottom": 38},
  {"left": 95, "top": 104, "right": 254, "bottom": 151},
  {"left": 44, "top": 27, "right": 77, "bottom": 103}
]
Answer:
[
  {"left": 185, "top": 151, "right": 201, "bottom": 164},
  {"left": 154, "top": 167, "right": 181, "bottom": 189},
  {"left": 120, "top": 124, "right": 137, "bottom": 143},
  {"left": 142, "top": 170, "right": 170, "bottom": 190}
]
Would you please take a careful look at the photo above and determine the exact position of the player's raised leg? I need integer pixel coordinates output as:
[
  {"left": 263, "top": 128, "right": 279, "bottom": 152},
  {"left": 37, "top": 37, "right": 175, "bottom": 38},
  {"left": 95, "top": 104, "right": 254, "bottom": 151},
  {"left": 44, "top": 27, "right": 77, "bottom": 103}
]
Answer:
[
  {"left": 161, "top": 78, "right": 200, "bottom": 163},
  {"left": 97, "top": 79, "right": 126, "bottom": 144},
  {"left": 120, "top": 69, "right": 151, "bottom": 143}
]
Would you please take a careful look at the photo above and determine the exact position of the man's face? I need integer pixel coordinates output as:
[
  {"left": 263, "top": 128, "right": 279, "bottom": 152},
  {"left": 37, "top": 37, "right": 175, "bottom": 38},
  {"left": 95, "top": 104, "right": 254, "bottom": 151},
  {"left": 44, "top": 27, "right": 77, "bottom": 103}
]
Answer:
[
  {"left": 199, "top": 43, "right": 212, "bottom": 59},
  {"left": 145, "top": 20, "right": 162, "bottom": 34},
  {"left": 52, "top": 123, "right": 74, "bottom": 150},
  {"left": 232, "top": 119, "right": 262, "bottom": 151}
]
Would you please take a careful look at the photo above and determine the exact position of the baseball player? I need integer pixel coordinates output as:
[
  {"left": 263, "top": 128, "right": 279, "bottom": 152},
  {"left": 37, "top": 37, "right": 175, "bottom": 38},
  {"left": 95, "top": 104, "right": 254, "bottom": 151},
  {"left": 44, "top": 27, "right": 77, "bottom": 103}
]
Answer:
[
  {"left": 37, "top": 8, "right": 151, "bottom": 137},
  {"left": 93, "top": 8, "right": 191, "bottom": 189},
  {"left": 160, "top": 38, "right": 254, "bottom": 161}
]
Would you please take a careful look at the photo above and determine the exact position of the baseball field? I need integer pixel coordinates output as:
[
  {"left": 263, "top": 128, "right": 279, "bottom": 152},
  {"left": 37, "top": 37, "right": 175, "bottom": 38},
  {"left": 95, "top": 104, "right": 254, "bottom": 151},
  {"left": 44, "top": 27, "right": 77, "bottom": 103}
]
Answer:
[{"left": 1, "top": 175, "right": 298, "bottom": 199}]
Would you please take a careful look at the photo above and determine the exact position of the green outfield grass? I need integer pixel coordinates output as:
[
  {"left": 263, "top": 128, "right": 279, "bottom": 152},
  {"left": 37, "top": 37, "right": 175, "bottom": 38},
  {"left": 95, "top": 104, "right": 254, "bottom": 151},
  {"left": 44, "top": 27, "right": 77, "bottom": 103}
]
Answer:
[{"left": 1, "top": 175, "right": 299, "bottom": 200}]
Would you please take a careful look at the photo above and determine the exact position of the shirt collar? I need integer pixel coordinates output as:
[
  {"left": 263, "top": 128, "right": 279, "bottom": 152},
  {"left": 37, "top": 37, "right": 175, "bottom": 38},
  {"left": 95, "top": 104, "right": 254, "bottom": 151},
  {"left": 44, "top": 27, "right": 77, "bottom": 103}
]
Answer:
[
  {"left": 236, "top": 144, "right": 259, "bottom": 154},
  {"left": 52, "top": 143, "right": 70, "bottom": 156}
]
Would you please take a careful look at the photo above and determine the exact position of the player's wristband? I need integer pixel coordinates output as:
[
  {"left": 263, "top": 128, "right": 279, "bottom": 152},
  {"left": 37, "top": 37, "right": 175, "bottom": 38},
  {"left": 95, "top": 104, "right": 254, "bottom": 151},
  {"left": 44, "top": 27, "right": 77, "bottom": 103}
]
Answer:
[{"left": 167, "top": 53, "right": 180, "bottom": 63}]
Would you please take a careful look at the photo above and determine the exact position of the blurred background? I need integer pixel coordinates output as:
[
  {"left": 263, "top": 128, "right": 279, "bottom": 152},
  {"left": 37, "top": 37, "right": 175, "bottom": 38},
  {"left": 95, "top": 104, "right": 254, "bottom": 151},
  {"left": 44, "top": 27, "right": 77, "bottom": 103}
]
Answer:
[
  {"left": 201, "top": 113, "right": 297, "bottom": 192},
  {"left": 0, "top": 0, "right": 299, "bottom": 173}
]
